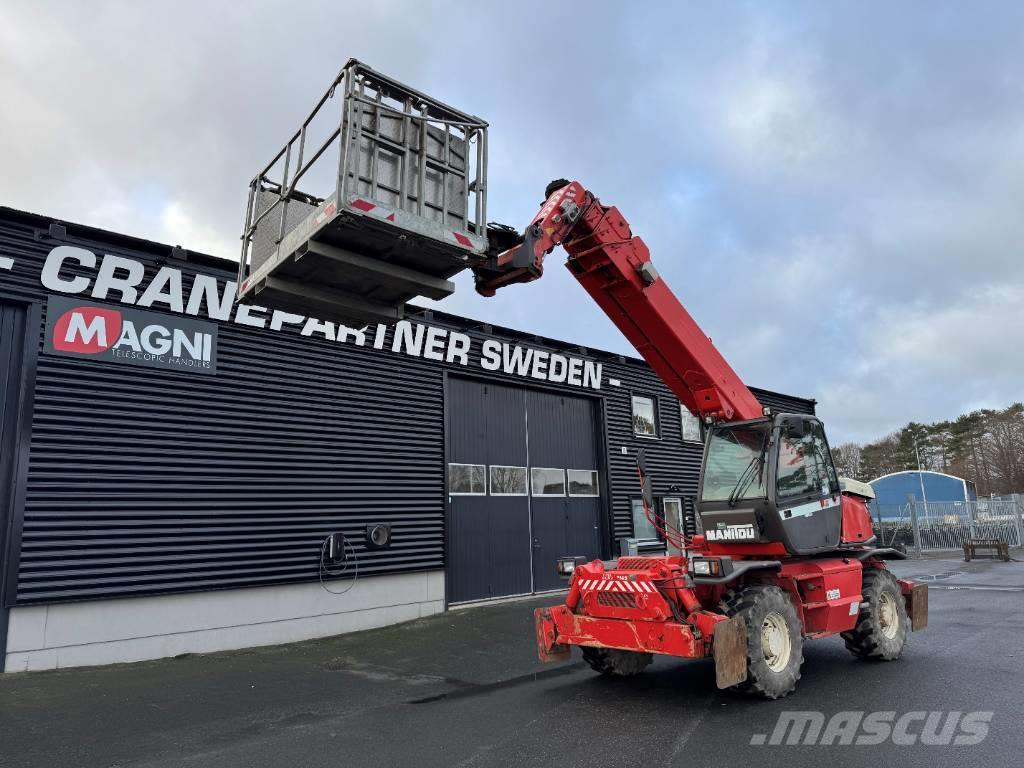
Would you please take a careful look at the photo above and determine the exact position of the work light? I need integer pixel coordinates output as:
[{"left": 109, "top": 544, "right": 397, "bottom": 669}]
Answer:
[
  {"left": 690, "top": 558, "right": 722, "bottom": 577},
  {"left": 556, "top": 556, "right": 586, "bottom": 578}
]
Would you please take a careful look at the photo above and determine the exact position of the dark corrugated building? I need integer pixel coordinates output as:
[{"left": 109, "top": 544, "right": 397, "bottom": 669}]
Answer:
[{"left": 0, "top": 207, "right": 814, "bottom": 671}]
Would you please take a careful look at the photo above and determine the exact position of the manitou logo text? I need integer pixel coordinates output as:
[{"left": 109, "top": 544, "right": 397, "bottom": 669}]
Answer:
[
  {"left": 705, "top": 524, "right": 757, "bottom": 542},
  {"left": 45, "top": 295, "right": 217, "bottom": 375}
]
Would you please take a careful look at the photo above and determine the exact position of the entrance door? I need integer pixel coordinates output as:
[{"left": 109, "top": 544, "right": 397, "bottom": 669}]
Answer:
[{"left": 526, "top": 391, "right": 602, "bottom": 593}]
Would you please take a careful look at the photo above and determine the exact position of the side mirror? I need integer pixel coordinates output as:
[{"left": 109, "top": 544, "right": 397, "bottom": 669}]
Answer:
[
  {"left": 636, "top": 449, "right": 654, "bottom": 509},
  {"left": 642, "top": 475, "right": 655, "bottom": 510},
  {"left": 782, "top": 415, "right": 807, "bottom": 438},
  {"left": 636, "top": 448, "right": 648, "bottom": 475}
]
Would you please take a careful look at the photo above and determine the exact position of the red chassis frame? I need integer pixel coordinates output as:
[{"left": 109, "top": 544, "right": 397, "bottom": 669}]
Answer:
[{"left": 535, "top": 545, "right": 927, "bottom": 682}]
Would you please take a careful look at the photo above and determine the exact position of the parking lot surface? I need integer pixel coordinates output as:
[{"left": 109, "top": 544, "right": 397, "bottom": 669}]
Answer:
[{"left": 1, "top": 556, "right": 1022, "bottom": 767}]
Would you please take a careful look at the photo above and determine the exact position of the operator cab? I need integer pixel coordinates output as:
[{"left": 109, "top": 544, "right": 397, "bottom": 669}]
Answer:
[{"left": 697, "top": 413, "right": 842, "bottom": 556}]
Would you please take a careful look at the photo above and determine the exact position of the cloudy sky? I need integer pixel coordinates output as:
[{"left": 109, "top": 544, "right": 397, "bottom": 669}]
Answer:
[{"left": 3, "top": 1, "right": 1023, "bottom": 444}]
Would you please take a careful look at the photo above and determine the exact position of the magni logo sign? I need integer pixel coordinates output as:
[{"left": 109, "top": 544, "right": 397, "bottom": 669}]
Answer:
[{"left": 44, "top": 294, "right": 217, "bottom": 375}]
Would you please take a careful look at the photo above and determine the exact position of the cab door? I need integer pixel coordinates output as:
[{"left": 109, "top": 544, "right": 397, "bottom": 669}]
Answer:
[{"left": 769, "top": 417, "right": 842, "bottom": 553}]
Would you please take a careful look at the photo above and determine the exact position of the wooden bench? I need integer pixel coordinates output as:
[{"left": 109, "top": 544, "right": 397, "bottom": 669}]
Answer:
[{"left": 964, "top": 538, "right": 1010, "bottom": 562}]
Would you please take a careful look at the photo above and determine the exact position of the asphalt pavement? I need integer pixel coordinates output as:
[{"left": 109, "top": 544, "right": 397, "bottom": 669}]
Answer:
[{"left": 1, "top": 555, "right": 1022, "bottom": 768}]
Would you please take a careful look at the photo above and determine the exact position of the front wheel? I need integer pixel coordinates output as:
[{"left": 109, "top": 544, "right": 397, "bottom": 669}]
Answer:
[
  {"left": 842, "top": 567, "right": 908, "bottom": 660},
  {"left": 719, "top": 585, "right": 804, "bottom": 699},
  {"left": 581, "top": 647, "right": 652, "bottom": 676}
]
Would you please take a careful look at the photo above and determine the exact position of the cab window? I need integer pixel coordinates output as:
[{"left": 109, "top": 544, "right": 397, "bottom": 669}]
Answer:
[{"left": 776, "top": 421, "right": 837, "bottom": 500}]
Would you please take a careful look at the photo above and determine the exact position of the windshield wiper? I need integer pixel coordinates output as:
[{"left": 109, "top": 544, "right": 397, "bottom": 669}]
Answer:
[{"left": 727, "top": 455, "right": 762, "bottom": 507}]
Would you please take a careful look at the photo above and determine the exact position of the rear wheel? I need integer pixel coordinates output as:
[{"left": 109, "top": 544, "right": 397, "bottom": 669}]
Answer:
[
  {"left": 719, "top": 585, "right": 804, "bottom": 699},
  {"left": 842, "top": 568, "right": 908, "bottom": 660},
  {"left": 581, "top": 647, "right": 652, "bottom": 676}
]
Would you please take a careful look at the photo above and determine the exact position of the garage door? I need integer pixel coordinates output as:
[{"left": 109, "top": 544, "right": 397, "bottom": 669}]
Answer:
[{"left": 446, "top": 378, "right": 604, "bottom": 603}]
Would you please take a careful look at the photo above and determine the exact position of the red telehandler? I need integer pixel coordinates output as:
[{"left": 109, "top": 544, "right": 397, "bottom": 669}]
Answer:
[
  {"left": 470, "top": 179, "right": 928, "bottom": 699},
  {"left": 236, "top": 61, "right": 926, "bottom": 699}
]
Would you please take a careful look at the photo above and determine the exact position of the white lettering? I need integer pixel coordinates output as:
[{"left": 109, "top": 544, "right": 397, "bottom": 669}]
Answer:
[
  {"left": 567, "top": 358, "right": 583, "bottom": 387},
  {"left": 42, "top": 246, "right": 95, "bottom": 294},
  {"left": 92, "top": 255, "right": 145, "bottom": 303},
  {"left": 65, "top": 312, "right": 107, "bottom": 346},
  {"left": 503, "top": 344, "right": 533, "bottom": 376},
  {"left": 137, "top": 266, "right": 184, "bottom": 313},
  {"left": 338, "top": 326, "right": 367, "bottom": 346},
  {"left": 116, "top": 321, "right": 141, "bottom": 351},
  {"left": 480, "top": 339, "right": 501, "bottom": 371},
  {"left": 548, "top": 354, "right": 567, "bottom": 383},
  {"left": 172, "top": 329, "right": 203, "bottom": 359},
  {"left": 36, "top": 251, "right": 609, "bottom": 389},
  {"left": 423, "top": 326, "right": 447, "bottom": 361},
  {"left": 530, "top": 350, "right": 549, "bottom": 379},
  {"left": 186, "top": 274, "right": 234, "bottom": 321},
  {"left": 141, "top": 325, "right": 172, "bottom": 355},
  {"left": 446, "top": 332, "right": 471, "bottom": 366},
  {"left": 270, "top": 310, "right": 306, "bottom": 331},
  {"left": 301, "top": 318, "right": 336, "bottom": 341},
  {"left": 233, "top": 304, "right": 268, "bottom": 329},
  {"left": 705, "top": 524, "right": 757, "bottom": 542},
  {"left": 392, "top": 321, "right": 424, "bottom": 356},
  {"left": 820, "top": 712, "right": 864, "bottom": 746}
]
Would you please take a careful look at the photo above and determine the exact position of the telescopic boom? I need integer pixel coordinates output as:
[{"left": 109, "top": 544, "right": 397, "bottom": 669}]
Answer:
[{"left": 472, "top": 180, "right": 764, "bottom": 423}]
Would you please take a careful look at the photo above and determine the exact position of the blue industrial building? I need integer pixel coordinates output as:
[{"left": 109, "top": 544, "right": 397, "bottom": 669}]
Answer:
[{"left": 869, "top": 470, "right": 977, "bottom": 519}]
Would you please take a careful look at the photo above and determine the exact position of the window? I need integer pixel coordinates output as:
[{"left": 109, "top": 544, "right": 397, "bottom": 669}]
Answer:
[
  {"left": 700, "top": 423, "right": 770, "bottom": 502},
  {"left": 632, "top": 395, "right": 657, "bottom": 437},
  {"left": 489, "top": 465, "right": 527, "bottom": 495},
  {"left": 449, "top": 463, "right": 486, "bottom": 495},
  {"left": 567, "top": 469, "right": 600, "bottom": 497},
  {"left": 776, "top": 421, "right": 838, "bottom": 501},
  {"left": 680, "top": 405, "right": 702, "bottom": 442},
  {"left": 662, "top": 497, "right": 684, "bottom": 532},
  {"left": 631, "top": 498, "right": 660, "bottom": 539},
  {"left": 813, "top": 422, "right": 839, "bottom": 493},
  {"left": 530, "top": 467, "right": 566, "bottom": 496}
]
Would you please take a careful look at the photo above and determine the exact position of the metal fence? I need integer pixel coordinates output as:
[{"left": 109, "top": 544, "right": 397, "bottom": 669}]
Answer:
[{"left": 872, "top": 500, "right": 1024, "bottom": 556}]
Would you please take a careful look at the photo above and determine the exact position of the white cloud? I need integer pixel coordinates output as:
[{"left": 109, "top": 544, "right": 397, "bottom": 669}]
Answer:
[
  {"left": 158, "top": 202, "right": 238, "bottom": 262},
  {"left": 3, "top": 1, "right": 1024, "bottom": 447}
]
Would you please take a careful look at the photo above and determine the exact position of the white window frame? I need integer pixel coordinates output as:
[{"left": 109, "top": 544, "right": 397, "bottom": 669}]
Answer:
[
  {"left": 567, "top": 469, "right": 600, "bottom": 497},
  {"left": 680, "top": 404, "right": 702, "bottom": 443},
  {"left": 530, "top": 467, "right": 566, "bottom": 497},
  {"left": 631, "top": 497, "right": 660, "bottom": 540},
  {"left": 662, "top": 497, "right": 685, "bottom": 533},
  {"left": 632, "top": 394, "right": 658, "bottom": 438},
  {"left": 488, "top": 465, "right": 528, "bottom": 496},
  {"left": 448, "top": 462, "right": 486, "bottom": 496}
]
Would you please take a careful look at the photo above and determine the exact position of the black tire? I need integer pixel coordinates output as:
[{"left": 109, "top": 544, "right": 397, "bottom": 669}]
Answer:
[
  {"left": 842, "top": 567, "right": 908, "bottom": 661},
  {"left": 719, "top": 585, "right": 804, "bottom": 700},
  {"left": 581, "top": 647, "right": 652, "bottom": 676}
]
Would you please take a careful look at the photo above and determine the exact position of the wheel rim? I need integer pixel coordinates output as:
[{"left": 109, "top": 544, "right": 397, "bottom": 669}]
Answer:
[
  {"left": 878, "top": 591, "right": 900, "bottom": 639},
  {"left": 761, "top": 611, "right": 792, "bottom": 672}
]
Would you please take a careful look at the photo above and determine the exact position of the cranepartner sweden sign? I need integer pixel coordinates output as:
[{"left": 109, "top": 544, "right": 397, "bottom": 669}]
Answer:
[
  {"left": 44, "top": 294, "right": 217, "bottom": 375},
  {"left": 29, "top": 244, "right": 604, "bottom": 389}
]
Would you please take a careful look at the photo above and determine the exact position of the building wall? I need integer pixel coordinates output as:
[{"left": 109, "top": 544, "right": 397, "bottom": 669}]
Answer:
[
  {"left": 0, "top": 207, "right": 815, "bottom": 670},
  {"left": 5, "top": 570, "right": 444, "bottom": 672},
  {"left": 869, "top": 471, "right": 973, "bottom": 518}
]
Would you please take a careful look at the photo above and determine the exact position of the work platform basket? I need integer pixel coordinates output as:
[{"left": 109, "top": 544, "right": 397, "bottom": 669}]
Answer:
[{"left": 236, "top": 59, "right": 489, "bottom": 326}]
